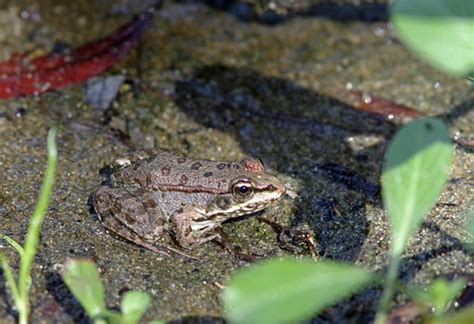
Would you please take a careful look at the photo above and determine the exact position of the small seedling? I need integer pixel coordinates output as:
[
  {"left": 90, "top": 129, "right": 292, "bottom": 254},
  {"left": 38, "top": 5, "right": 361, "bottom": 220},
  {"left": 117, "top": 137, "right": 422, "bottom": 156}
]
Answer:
[
  {"left": 62, "top": 259, "right": 160, "bottom": 324},
  {"left": 375, "top": 117, "right": 452, "bottom": 323},
  {"left": 409, "top": 278, "right": 466, "bottom": 318},
  {"left": 0, "top": 128, "right": 57, "bottom": 324}
]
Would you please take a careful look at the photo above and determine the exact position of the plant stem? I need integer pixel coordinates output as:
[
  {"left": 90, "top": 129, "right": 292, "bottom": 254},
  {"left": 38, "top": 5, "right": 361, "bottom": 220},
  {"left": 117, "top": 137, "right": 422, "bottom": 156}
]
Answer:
[
  {"left": 17, "top": 128, "right": 58, "bottom": 324},
  {"left": 375, "top": 253, "right": 401, "bottom": 324}
]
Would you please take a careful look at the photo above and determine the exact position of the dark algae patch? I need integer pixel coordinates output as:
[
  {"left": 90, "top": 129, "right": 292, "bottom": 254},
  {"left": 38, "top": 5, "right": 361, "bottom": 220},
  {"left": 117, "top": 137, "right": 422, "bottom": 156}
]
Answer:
[{"left": 0, "top": 0, "right": 473, "bottom": 322}]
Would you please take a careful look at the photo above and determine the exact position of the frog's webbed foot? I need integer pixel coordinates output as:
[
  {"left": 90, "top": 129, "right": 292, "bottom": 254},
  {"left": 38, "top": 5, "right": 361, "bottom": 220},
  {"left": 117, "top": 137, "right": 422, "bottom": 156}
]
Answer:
[
  {"left": 258, "top": 217, "right": 317, "bottom": 256},
  {"left": 170, "top": 210, "right": 254, "bottom": 261},
  {"left": 171, "top": 211, "right": 261, "bottom": 262},
  {"left": 212, "top": 229, "right": 263, "bottom": 263}
]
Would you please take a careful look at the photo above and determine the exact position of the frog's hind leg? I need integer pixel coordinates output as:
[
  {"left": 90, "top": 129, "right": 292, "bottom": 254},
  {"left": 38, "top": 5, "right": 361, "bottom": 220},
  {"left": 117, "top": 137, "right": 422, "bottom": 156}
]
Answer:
[
  {"left": 94, "top": 186, "right": 190, "bottom": 258},
  {"left": 102, "top": 215, "right": 196, "bottom": 259},
  {"left": 97, "top": 213, "right": 171, "bottom": 257}
]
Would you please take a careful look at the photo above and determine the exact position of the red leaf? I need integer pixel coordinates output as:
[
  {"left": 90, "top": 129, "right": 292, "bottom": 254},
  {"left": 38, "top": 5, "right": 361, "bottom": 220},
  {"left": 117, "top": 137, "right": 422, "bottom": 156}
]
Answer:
[
  {"left": 348, "top": 90, "right": 424, "bottom": 122},
  {"left": 0, "top": 6, "right": 158, "bottom": 99},
  {"left": 0, "top": 53, "right": 29, "bottom": 75}
]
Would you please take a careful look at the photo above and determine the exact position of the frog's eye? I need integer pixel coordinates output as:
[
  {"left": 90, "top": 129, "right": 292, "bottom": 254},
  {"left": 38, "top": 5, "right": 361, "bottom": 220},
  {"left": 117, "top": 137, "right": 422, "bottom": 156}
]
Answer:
[{"left": 232, "top": 180, "right": 254, "bottom": 200}]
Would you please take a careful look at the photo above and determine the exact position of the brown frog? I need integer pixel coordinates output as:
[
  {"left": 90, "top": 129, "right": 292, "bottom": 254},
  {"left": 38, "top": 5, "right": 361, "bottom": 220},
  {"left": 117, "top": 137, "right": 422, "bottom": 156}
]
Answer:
[{"left": 93, "top": 151, "right": 285, "bottom": 257}]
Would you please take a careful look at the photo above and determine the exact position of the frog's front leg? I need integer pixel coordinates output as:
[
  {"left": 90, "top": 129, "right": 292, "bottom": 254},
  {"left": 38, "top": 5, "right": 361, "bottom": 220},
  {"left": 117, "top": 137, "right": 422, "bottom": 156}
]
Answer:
[
  {"left": 170, "top": 209, "right": 221, "bottom": 248},
  {"left": 93, "top": 186, "right": 171, "bottom": 256}
]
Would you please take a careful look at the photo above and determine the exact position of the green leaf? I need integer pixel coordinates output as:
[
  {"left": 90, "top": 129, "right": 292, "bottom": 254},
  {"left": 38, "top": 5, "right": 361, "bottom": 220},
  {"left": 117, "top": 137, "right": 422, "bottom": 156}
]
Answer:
[
  {"left": 410, "top": 278, "right": 466, "bottom": 317},
  {"left": 382, "top": 118, "right": 452, "bottom": 257},
  {"left": 222, "top": 257, "right": 373, "bottom": 324},
  {"left": 62, "top": 259, "right": 106, "bottom": 319},
  {"left": 391, "top": 0, "right": 474, "bottom": 77},
  {"left": 121, "top": 291, "right": 151, "bottom": 324}
]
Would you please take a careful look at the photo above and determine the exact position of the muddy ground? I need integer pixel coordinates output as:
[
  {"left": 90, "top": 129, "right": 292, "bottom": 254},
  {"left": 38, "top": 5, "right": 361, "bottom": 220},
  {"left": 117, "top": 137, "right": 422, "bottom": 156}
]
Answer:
[{"left": 0, "top": 0, "right": 472, "bottom": 322}]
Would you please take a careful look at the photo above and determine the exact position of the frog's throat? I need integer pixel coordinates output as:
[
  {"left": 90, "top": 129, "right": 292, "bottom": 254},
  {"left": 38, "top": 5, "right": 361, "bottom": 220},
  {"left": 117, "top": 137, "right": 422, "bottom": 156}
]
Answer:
[
  {"left": 190, "top": 200, "right": 277, "bottom": 231},
  {"left": 194, "top": 202, "right": 270, "bottom": 218}
]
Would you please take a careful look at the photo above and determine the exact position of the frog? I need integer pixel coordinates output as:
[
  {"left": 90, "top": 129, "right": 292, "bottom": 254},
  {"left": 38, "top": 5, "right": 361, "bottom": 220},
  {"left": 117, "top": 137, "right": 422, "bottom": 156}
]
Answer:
[{"left": 93, "top": 150, "right": 286, "bottom": 257}]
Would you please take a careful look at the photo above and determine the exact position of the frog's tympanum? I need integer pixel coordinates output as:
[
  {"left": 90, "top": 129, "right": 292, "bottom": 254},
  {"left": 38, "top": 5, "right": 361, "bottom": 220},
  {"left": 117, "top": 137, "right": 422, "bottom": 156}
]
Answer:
[{"left": 93, "top": 151, "right": 285, "bottom": 256}]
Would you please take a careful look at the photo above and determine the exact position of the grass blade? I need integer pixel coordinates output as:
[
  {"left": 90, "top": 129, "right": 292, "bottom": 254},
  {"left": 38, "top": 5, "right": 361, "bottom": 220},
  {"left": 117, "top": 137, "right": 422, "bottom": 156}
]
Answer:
[
  {"left": 18, "top": 127, "right": 57, "bottom": 296},
  {"left": 0, "top": 253, "right": 20, "bottom": 307},
  {"left": 0, "top": 234, "right": 25, "bottom": 256},
  {"left": 467, "top": 208, "right": 474, "bottom": 251},
  {"left": 10, "top": 127, "right": 57, "bottom": 324}
]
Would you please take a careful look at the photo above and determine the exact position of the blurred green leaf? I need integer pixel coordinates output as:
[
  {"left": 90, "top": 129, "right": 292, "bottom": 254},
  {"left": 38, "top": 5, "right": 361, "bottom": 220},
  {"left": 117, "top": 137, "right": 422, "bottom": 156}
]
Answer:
[
  {"left": 382, "top": 118, "right": 452, "bottom": 257},
  {"left": 222, "top": 257, "right": 373, "bottom": 323},
  {"left": 100, "top": 309, "right": 122, "bottom": 324},
  {"left": 391, "top": 0, "right": 474, "bottom": 77},
  {"left": 62, "top": 259, "right": 106, "bottom": 319},
  {"left": 121, "top": 290, "right": 151, "bottom": 323},
  {"left": 410, "top": 278, "right": 466, "bottom": 317},
  {"left": 434, "top": 305, "right": 474, "bottom": 324}
]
